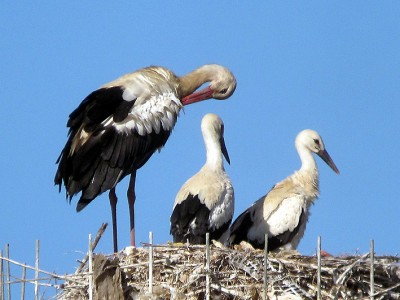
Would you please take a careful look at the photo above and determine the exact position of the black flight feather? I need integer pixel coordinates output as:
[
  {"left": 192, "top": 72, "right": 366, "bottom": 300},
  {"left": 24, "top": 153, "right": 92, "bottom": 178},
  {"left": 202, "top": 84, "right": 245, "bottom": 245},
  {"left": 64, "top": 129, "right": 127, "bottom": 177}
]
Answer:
[
  {"left": 55, "top": 85, "right": 172, "bottom": 212},
  {"left": 170, "top": 194, "right": 228, "bottom": 244}
]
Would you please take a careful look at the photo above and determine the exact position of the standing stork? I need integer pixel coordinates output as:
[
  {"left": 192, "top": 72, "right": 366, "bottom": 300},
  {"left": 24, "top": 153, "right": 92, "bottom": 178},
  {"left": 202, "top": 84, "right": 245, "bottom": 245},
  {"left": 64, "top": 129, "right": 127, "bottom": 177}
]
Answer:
[
  {"left": 227, "top": 129, "right": 339, "bottom": 251},
  {"left": 55, "top": 64, "right": 236, "bottom": 252},
  {"left": 170, "top": 113, "right": 234, "bottom": 244}
]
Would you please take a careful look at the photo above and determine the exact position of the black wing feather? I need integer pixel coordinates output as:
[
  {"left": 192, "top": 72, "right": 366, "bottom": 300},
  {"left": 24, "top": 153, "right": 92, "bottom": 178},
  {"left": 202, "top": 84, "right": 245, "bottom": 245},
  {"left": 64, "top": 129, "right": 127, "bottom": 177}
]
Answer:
[
  {"left": 228, "top": 205, "right": 306, "bottom": 251},
  {"left": 228, "top": 208, "right": 254, "bottom": 246},
  {"left": 170, "top": 194, "right": 211, "bottom": 244},
  {"left": 68, "top": 87, "right": 133, "bottom": 129},
  {"left": 55, "top": 86, "right": 172, "bottom": 211}
]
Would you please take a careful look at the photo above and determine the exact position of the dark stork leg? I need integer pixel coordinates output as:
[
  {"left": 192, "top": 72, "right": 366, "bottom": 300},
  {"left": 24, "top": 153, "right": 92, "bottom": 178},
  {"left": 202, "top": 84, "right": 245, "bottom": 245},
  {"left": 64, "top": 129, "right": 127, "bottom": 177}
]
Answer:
[
  {"left": 127, "top": 171, "right": 137, "bottom": 247},
  {"left": 109, "top": 188, "right": 118, "bottom": 253}
]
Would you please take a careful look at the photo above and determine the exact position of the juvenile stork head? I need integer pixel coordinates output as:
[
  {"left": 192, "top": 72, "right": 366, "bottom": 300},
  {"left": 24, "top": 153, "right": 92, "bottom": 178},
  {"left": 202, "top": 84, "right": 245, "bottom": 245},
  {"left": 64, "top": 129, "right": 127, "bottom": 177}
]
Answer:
[
  {"left": 295, "top": 129, "right": 340, "bottom": 174},
  {"left": 201, "top": 113, "right": 230, "bottom": 166}
]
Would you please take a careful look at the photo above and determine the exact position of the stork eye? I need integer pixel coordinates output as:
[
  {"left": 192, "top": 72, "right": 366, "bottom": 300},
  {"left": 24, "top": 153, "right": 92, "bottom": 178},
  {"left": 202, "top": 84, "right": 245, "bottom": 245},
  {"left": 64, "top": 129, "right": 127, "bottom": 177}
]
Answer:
[
  {"left": 313, "top": 139, "right": 320, "bottom": 145},
  {"left": 220, "top": 88, "right": 228, "bottom": 94}
]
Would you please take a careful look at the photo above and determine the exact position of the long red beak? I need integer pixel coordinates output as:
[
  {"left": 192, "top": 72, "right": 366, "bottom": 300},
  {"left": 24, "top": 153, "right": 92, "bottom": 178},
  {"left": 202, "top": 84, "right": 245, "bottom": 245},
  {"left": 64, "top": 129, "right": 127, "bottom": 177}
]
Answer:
[{"left": 181, "top": 86, "right": 213, "bottom": 106}]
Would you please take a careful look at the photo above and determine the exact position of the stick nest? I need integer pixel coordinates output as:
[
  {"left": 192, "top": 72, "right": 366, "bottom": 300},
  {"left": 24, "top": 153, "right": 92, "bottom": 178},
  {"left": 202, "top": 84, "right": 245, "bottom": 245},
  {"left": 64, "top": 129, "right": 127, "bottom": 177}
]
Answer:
[{"left": 60, "top": 242, "right": 400, "bottom": 299}]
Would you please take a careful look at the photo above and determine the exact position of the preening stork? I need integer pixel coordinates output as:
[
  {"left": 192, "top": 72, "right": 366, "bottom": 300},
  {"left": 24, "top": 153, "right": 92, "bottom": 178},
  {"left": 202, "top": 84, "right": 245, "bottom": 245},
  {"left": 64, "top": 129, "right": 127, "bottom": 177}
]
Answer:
[
  {"left": 55, "top": 64, "right": 236, "bottom": 252},
  {"left": 227, "top": 129, "right": 339, "bottom": 251},
  {"left": 170, "top": 113, "right": 234, "bottom": 244}
]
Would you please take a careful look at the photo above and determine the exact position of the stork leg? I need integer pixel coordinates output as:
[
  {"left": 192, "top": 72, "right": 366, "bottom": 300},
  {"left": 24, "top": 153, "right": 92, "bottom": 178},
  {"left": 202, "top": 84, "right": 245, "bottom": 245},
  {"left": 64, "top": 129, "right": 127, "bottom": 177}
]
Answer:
[
  {"left": 109, "top": 188, "right": 118, "bottom": 253},
  {"left": 127, "top": 171, "right": 137, "bottom": 247}
]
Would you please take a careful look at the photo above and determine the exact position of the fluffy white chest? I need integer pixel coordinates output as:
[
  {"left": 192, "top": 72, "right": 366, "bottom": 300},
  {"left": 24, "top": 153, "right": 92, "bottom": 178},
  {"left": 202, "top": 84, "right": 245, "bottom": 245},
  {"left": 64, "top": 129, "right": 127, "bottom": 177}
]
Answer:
[
  {"left": 266, "top": 196, "right": 307, "bottom": 236},
  {"left": 105, "top": 92, "right": 182, "bottom": 135},
  {"left": 208, "top": 180, "right": 234, "bottom": 229},
  {"left": 247, "top": 196, "right": 309, "bottom": 245}
]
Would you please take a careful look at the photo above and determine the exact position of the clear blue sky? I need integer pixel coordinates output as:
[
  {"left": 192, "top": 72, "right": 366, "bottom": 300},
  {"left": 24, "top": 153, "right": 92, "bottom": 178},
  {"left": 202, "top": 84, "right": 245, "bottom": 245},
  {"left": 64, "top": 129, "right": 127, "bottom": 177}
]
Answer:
[{"left": 1, "top": 1, "right": 399, "bottom": 285}]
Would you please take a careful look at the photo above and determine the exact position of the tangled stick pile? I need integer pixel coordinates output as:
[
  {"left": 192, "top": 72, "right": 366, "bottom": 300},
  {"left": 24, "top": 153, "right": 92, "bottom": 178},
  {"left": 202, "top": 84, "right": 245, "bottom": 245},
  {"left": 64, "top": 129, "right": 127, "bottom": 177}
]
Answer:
[{"left": 60, "top": 243, "right": 400, "bottom": 299}]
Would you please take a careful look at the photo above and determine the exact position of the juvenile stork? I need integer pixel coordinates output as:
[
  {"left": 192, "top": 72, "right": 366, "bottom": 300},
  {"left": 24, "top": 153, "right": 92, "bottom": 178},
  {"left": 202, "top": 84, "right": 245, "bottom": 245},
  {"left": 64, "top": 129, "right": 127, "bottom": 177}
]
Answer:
[
  {"left": 227, "top": 129, "right": 339, "bottom": 251},
  {"left": 170, "top": 113, "right": 234, "bottom": 244},
  {"left": 55, "top": 65, "right": 236, "bottom": 252}
]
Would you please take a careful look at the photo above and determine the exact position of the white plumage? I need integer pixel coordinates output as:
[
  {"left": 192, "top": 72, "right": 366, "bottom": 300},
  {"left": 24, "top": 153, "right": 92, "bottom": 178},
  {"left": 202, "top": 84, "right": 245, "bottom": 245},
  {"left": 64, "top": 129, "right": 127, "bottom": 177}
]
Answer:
[
  {"left": 170, "top": 113, "right": 234, "bottom": 244},
  {"left": 107, "top": 92, "right": 181, "bottom": 135},
  {"left": 227, "top": 129, "right": 339, "bottom": 251}
]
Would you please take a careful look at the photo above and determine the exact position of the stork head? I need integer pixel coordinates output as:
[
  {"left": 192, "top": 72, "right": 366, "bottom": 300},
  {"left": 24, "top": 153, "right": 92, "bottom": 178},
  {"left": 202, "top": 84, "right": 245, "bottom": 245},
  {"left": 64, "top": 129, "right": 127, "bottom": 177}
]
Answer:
[
  {"left": 201, "top": 113, "right": 230, "bottom": 165},
  {"left": 207, "top": 65, "right": 237, "bottom": 100},
  {"left": 181, "top": 64, "right": 236, "bottom": 105},
  {"left": 296, "top": 129, "right": 340, "bottom": 174}
]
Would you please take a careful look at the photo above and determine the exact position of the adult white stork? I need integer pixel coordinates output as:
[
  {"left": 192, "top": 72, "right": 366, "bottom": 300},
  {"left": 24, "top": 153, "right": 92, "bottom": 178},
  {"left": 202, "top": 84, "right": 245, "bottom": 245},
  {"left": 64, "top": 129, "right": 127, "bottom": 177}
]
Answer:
[
  {"left": 55, "top": 64, "right": 236, "bottom": 252},
  {"left": 170, "top": 113, "right": 234, "bottom": 244},
  {"left": 227, "top": 129, "right": 339, "bottom": 251}
]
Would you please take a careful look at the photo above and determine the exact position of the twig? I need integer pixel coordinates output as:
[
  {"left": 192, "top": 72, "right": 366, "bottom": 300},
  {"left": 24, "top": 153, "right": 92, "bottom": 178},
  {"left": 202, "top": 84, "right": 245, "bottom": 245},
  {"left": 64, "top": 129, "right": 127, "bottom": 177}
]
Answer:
[
  {"left": 210, "top": 283, "right": 245, "bottom": 297},
  {"left": 149, "top": 231, "right": 153, "bottom": 294},
  {"left": 205, "top": 232, "right": 210, "bottom": 300},
  {"left": 76, "top": 223, "right": 108, "bottom": 273},
  {"left": 358, "top": 283, "right": 400, "bottom": 300},
  {"left": 317, "top": 236, "right": 321, "bottom": 300},
  {"left": 0, "top": 256, "right": 79, "bottom": 283},
  {"left": 306, "top": 282, "right": 336, "bottom": 300},
  {"left": 335, "top": 253, "right": 369, "bottom": 285},
  {"left": 3, "top": 277, "right": 62, "bottom": 285}
]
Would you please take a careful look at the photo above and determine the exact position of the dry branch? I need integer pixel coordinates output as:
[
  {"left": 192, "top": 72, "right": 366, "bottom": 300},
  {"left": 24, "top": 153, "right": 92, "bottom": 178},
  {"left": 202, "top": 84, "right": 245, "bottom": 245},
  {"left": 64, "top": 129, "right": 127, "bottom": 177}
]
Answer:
[{"left": 76, "top": 223, "right": 108, "bottom": 273}]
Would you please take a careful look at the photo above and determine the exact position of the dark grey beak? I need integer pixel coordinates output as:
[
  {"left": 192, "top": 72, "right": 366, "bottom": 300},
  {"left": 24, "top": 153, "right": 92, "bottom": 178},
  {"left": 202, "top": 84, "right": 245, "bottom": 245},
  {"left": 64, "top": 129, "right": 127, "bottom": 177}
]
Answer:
[
  {"left": 318, "top": 149, "right": 339, "bottom": 174},
  {"left": 220, "top": 136, "right": 230, "bottom": 165}
]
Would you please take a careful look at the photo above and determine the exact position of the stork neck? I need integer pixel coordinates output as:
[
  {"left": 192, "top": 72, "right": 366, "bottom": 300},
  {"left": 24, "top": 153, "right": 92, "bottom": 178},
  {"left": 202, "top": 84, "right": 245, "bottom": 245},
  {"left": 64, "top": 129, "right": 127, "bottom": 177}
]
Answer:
[
  {"left": 204, "top": 135, "right": 224, "bottom": 171},
  {"left": 294, "top": 145, "right": 320, "bottom": 201},
  {"left": 179, "top": 66, "right": 213, "bottom": 98},
  {"left": 297, "top": 145, "right": 318, "bottom": 176}
]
